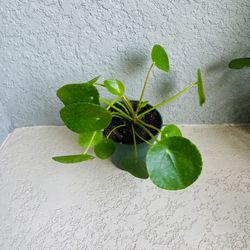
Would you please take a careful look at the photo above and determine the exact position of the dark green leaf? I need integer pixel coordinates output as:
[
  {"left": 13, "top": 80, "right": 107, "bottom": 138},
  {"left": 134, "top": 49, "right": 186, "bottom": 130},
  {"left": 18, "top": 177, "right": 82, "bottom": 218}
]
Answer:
[
  {"left": 161, "top": 124, "right": 182, "bottom": 142},
  {"left": 52, "top": 154, "right": 94, "bottom": 163},
  {"left": 60, "top": 103, "right": 112, "bottom": 133},
  {"left": 229, "top": 58, "right": 250, "bottom": 69},
  {"left": 78, "top": 131, "right": 103, "bottom": 148},
  {"left": 57, "top": 83, "right": 99, "bottom": 105},
  {"left": 152, "top": 44, "right": 170, "bottom": 72},
  {"left": 146, "top": 137, "right": 202, "bottom": 190},
  {"left": 121, "top": 157, "right": 149, "bottom": 179},
  {"left": 104, "top": 79, "right": 125, "bottom": 96},
  {"left": 197, "top": 69, "right": 206, "bottom": 106},
  {"left": 94, "top": 139, "right": 116, "bottom": 159}
]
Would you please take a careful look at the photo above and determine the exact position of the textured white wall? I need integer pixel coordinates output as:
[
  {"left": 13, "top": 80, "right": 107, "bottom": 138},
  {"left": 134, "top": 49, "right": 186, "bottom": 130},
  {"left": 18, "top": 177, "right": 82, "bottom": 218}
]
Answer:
[{"left": 0, "top": 0, "right": 250, "bottom": 143}]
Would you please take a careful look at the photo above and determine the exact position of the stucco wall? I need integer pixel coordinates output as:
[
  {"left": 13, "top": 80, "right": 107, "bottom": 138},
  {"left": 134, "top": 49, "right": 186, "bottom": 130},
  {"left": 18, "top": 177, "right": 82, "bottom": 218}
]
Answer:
[{"left": 0, "top": 0, "right": 250, "bottom": 143}]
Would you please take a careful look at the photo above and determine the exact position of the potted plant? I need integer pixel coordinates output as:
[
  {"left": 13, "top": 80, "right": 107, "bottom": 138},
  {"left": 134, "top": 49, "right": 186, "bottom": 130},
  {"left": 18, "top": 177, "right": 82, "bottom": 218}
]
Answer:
[{"left": 53, "top": 44, "right": 206, "bottom": 190}]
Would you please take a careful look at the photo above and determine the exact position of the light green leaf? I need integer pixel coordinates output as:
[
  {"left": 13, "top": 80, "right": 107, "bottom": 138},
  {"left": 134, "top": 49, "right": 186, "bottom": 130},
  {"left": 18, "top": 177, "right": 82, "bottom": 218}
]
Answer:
[
  {"left": 121, "top": 157, "right": 149, "bottom": 179},
  {"left": 161, "top": 124, "right": 182, "bottom": 142},
  {"left": 52, "top": 154, "right": 94, "bottom": 163},
  {"left": 78, "top": 131, "right": 103, "bottom": 148},
  {"left": 197, "top": 69, "right": 206, "bottom": 106},
  {"left": 57, "top": 83, "right": 99, "bottom": 105},
  {"left": 60, "top": 103, "right": 112, "bottom": 133},
  {"left": 104, "top": 79, "right": 125, "bottom": 96},
  {"left": 152, "top": 44, "right": 170, "bottom": 72},
  {"left": 94, "top": 139, "right": 116, "bottom": 159},
  {"left": 229, "top": 58, "right": 250, "bottom": 69},
  {"left": 146, "top": 137, "right": 202, "bottom": 190}
]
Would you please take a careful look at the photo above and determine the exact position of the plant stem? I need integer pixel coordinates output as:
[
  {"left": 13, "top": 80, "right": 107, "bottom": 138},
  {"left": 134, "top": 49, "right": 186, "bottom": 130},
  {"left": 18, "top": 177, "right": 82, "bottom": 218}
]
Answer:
[
  {"left": 83, "top": 131, "right": 97, "bottom": 154},
  {"left": 131, "top": 124, "right": 138, "bottom": 158},
  {"left": 94, "top": 83, "right": 105, "bottom": 87},
  {"left": 135, "top": 63, "right": 154, "bottom": 115},
  {"left": 116, "top": 101, "right": 130, "bottom": 115},
  {"left": 136, "top": 119, "right": 161, "bottom": 133},
  {"left": 100, "top": 98, "right": 133, "bottom": 121},
  {"left": 122, "top": 96, "right": 135, "bottom": 116},
  {"left": 136, "top": 122, "right": 159, "bottom": 143},
  {"left": 138, "top": 82, "right": 197, "bottom": 118},
  {"left": 107, "top": 124, "right": 126, "bottom": 138},
  {"left": 134, "top": 131, "right": 153, "bottom": 145},
  {"left": 107, "top": 97, "right": 120, "bottom": 111}
]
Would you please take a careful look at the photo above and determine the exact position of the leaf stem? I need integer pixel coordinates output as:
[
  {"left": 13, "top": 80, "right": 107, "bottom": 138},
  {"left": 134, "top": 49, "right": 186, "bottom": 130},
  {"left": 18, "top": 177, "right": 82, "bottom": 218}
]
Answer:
[
  {"left": 136, "top": 122, "right": 159, "bottom": 143},
  {"left": 138, "top": 82, "right": 197, "bottom": 118},
  {"left": 135, "top": 63, "right": 154, "bottom": 115},
  {"left": 107, "top": 124, "right": 126, "bottom": 138},
  {"left": 122, "top": 96, "right": 135, "bottom": 116},
  {"left": 136, "top": 119, "right": 161, "bottom": 133},
  {"left": 134, "top": 131, "right": 153, "bottom": 145},
  {"left": 131, "top": 124, "right": 138, "bottom": 158},
  {"left": 83, "top": 131, "right": 97, "bottom": 154}
]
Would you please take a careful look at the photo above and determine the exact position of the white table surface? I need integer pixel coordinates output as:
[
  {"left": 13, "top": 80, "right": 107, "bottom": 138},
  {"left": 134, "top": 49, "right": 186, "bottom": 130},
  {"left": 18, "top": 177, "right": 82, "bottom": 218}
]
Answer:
[{"left": 0, "top": 125, "right": 250, "bottom": 250}]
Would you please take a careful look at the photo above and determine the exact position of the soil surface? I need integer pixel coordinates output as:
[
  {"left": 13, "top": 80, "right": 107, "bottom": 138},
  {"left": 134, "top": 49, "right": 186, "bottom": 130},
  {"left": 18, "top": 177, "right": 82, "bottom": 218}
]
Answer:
[{"left": 103, "top": 101, "right": 162, "bottom": 144}]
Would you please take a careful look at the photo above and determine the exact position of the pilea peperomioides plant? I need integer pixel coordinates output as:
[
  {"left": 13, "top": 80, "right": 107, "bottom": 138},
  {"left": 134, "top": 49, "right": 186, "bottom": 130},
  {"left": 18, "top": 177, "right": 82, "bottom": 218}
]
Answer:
[{"left": 53, "top": 44, "right": 206, "bottom": 190}]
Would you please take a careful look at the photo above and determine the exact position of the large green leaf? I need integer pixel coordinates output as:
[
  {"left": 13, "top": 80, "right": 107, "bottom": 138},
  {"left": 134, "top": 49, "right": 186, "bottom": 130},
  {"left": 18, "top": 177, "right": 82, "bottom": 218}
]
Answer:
[
  {"left": 60, "top": 103, "right": 112, "bottom": 133},
  {"left": 52, "top": 154, "right": 94, "bottom": 163},
  {"left": 161, "top": 124, "right": 182, "bottom": 142},
  {"left": 146, "top": 137, "right": 202, "bottom": 190},
  {"left": 121, "top": 157, "right": 149, "bottom": 179},
  {"left": 104, "top": 79, "right": 125, "bottom": 97},
  {"left": 78, "top": 131, "right": 103, "bottom": 148},
  {"left": 151, "top": 44, "right": 170, "bottom": 72},
  {"left": 197, "top": 69, "right": 206, "bottom": 106},
  {"left": 94, "top": 139, "right": 116, "bottom": 159},
  {"left": 57, "top": 83, "right": 99, "bottom": 105},
  {"left": 229, "top": 58, "right": 250, "bottom": 69}
]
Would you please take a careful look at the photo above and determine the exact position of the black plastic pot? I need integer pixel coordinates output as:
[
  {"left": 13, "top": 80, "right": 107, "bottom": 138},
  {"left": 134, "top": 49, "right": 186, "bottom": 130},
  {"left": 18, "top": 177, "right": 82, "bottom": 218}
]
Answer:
[{"left": 105, "top": 101, "right": 163, "bottom": 170}]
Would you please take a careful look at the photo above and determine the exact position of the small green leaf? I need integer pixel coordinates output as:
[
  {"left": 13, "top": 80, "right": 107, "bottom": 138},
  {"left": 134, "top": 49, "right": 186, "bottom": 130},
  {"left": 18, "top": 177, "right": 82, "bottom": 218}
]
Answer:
[
  {"left": 121, "top": 157, "right": 149, "bottom": 179},
  {"left": 57, "top": 83, "right": 99, "bottom": 105},
  {"left": 229, "top": 58, "right": 250, "bottom": 69},
  {"left": 78, "top": 131, "right": 103, "bottom": 148},
  {"left": 104, "top": 79, "right": 125, "bottom": 96},
  {"left": 87, "top": 75, "right": 101, "bottom": 84},
  {"left": 152, "top": 44, "right": 170, "bottom": 72},
  {"left": 60, "top": 103, "right": 112, "bottom": 133},
  {"left": 146, "top": 137, "right": 202, "bottom": 190},
  {"left": 94, "top": 139, "right": 116, "bottom": 159},
  {"left": 161, "top": 124, "right": 182, "bottom": 142},
  {"left": 52, "top": 154, "right": 94, "bottom": 163},
  {"left": 197, "top": 69, "right": 206, "bottom": 106}
]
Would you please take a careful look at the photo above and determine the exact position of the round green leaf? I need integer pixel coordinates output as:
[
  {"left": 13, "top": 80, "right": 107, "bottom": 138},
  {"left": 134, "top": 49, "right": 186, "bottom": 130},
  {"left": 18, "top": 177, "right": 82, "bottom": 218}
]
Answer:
[
  {"left": 161, "top": 124, "right": 182, "bottom": 142},
  {"left": 152, "top": 44, "right": 170, "bottom": 72},
  {"left": 94, "top": 139, "right": 116, "bottom": 159},
  {"left": 229, "top": 58, "right": 250, "bottom": 69},
  {"left": 52, "top": 154, "right": 94, "bottom": 163},
  {"left": 78, "top": 131, "right": 103, "bottom": 148},
  {"left": 146, "top": 137, "right": 202, "bottom": 190},
  {"left": 60, "top": 103, "right": 112, "bottom": 133},
  {"left": 121, "top": 157, "right": 149, "bottom": 179},
  {"left": 104, "top": 79, "right": 125, "bottom": 96},
  {"left": 197, "top": 69, "right": 206, "bottom": 106},
  {"left": 57, "top": 83, "right": 100, "bottom": 105}
]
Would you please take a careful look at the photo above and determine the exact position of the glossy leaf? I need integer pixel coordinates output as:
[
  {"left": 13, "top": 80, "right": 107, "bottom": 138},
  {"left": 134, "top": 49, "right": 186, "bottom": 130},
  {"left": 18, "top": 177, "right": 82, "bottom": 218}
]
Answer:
[
  {"left": 60, "top": 103, "right": 112, "bottom": 133},
  {"left": 52, "top": 154, "right": 94, "bottom": 163},
  {"left": 146, "top": 137, "right": 202, "bottom": 190},
  {"left": 229, "top": 58, "right": 250, "bottom": 69},
  {"left": 152, "top": 44, "right": 169, "bottom": 72},
  {"left": 197, "top": 69, "right": 206, "bottom": 106},
  {"left": 78, "top": 131, "right": 103, "bottom": 148},
  {"left": 104, "top": 79, "right": 125, "bottom": 96},
  {"left": 161, "top": 124, "right": 182, "bottom": 142},
  {"left": 57, "top": 83, "right": 99, "bottom": 105},
  {"left": 121, "top": 157, "right": 149, "bottom": 179},
  {"left": 94, "top": 139, "right": 116, "bottom": 159}
]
